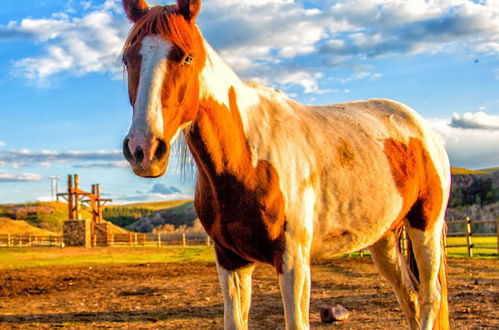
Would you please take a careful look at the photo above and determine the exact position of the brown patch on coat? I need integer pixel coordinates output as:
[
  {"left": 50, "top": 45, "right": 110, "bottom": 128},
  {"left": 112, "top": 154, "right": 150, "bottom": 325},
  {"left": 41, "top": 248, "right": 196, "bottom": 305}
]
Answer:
[
  {"left": 384, "top": 138, "right": 444, "bottom": 230},
  {"left": 188, "top": 88, "right": 287, "bottom": 272},
  {"left": 336, "top": 138, "right": 355, "bottom": 167}
]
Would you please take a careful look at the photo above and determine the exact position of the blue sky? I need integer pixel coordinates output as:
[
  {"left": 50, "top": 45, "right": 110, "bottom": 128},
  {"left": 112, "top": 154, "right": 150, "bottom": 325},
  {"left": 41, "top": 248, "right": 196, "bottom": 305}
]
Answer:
[{"left": 1, "top": 0, "right": 498, "bottom": 204}]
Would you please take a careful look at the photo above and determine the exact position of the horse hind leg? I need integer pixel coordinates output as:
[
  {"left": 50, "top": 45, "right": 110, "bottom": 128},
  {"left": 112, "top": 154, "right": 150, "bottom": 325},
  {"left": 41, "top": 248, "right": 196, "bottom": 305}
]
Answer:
[
  {"left": 369, "top": 229, "right": 420, "bottom": 329},
  {"left": 406, "top": 205, "right": 449, "bottom": 330}
]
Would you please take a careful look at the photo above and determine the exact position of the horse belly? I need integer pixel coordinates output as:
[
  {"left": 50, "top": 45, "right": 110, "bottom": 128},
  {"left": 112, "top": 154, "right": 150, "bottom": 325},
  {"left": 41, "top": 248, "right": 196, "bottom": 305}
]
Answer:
[{"left": 311, "top": 166, "right": 405, "bottom": 255}]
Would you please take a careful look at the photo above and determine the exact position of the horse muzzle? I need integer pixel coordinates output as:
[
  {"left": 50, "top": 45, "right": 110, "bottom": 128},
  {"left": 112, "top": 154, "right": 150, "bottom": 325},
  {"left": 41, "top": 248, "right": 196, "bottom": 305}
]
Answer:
[{"left": 123, "top": 136, "right": 170, "bottom": 178}]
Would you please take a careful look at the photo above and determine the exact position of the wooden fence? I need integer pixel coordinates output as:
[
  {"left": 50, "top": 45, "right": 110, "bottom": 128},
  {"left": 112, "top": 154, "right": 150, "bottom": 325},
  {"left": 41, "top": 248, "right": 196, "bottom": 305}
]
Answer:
[
  {"left": 109, "top": 232, "right": 211, "bottom": 247},
  {"left": 349, "top": 217, "right": 498, "bottom": 258},
  {"left": 0, "top": 232, "right": 210, "bottom": 248},
  {"left": 446, "top": 217, "right": 498, "bottom": 257},
  {"left": 0, "top": 234, "right": 64, "bottom": 247}
]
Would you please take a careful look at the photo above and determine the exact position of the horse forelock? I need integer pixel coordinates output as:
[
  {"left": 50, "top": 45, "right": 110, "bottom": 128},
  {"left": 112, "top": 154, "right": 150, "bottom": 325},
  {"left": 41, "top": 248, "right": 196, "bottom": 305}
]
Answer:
[{"left": 123, "top": 5, "right": 202, "bottom": 57}]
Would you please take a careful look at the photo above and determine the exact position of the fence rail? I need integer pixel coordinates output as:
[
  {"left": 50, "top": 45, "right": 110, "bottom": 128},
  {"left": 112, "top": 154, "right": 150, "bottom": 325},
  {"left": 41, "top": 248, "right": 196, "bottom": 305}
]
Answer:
[
  {"left": 0, "top": 232, "right": 210, "bottom": 248},
  {"left": 0, "top": 234, "right": 64, "bottom": 247},
  {"left": 1, "top": 217, "right": 497, "bottom": 258}
]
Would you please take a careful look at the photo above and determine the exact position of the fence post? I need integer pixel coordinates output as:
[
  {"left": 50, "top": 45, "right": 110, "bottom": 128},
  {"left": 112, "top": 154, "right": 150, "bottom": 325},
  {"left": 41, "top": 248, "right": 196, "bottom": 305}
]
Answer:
[
  {"left": 7, "top": 234, "right": 11, "bottom": 247},
  {"left": 157, "top": 233, "right": 161, "bottom": 247},
  {"left": 496, "top": 217, "right": 499, "bottom": 257},
  {"left": 465, "top": 217, "right": 473, "bottom": 258},
  {"left": 182, "top": 233, "right": 186, "bottom": 246},
  {"left": 134, "top": 233, "right": 138, "bottom": 246},
  {"left": 205, "top": 235, "right": 210, "bottom": 246}
]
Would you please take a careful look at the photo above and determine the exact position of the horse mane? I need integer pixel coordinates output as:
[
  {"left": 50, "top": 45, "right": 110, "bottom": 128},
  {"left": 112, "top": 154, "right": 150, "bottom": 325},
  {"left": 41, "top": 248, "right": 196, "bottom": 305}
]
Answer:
[
  {"left": 173, "top": 129, "right": 196, "bottom": 179},
  {"left": 123, "top": 5, "right": 201, "bottom": 55}
]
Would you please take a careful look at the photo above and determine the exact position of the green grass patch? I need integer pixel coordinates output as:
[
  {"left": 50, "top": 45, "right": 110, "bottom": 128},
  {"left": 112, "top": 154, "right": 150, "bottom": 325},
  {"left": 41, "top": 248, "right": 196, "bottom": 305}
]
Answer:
[
  {"left": 0, "top": 246, "right": 215, "bottom": 269},
  {"left": 446, "top": 236, "right": 497, "bottom": 259}
]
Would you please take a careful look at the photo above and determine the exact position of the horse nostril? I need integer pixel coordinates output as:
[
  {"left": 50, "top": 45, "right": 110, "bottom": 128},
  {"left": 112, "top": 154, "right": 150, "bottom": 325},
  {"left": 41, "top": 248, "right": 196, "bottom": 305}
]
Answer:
[
  {"left": 153, "top": 138, "right": 168, "bottom": 161},
  {"left": 134, "top": 146, "right": 144, "bottom": 163},
  {"left": 123, "top": 138, "right": 133, "bottom": 161}
]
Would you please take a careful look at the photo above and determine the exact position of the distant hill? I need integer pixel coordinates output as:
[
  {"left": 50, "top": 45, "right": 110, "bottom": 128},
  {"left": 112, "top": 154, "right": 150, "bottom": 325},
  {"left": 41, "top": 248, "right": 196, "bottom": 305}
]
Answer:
[
  {"left": 125, "top": 201, "right": 197, "bottom": 233},
  {"left": 447, "top": 167, "right": 498, "bottom": 233},
  {"left": 449, "top": 167, "right": 499, "bottom": 207},
  {"left": 0, "top": 202, "right": 94, "bottom": 233},
  {"left": 0, "top": 217, "right": 57, "bottom": 236},
  {"left": 0, "top": 202, "right": 128, "bottom": 234},
  {"left": 107, "top": 200, "right": 191, "bottom": 210},
  {"left": 451, "top": 167, "right": 499, "bottom": 175},
  {"left": 103, "top": 200, "right": 191, "bottom": 228}
]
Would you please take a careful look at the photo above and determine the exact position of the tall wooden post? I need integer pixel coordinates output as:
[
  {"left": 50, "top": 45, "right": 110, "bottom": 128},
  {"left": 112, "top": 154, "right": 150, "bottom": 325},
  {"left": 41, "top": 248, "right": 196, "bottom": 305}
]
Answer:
[
  {"left": 91, "top": 184, "right": 97, "bottom": 223},
  {"left": 74, "top": 174, "right": 80, "bottom": 220},
  {"left": 496, "top": 217, "right": 499, "bottom": 257},
  {"left": 67, "top": 175, "right": 74, "bottom": 220},
  {"left": 96, "top": 184, "right": 102, "bottom": 222},
  {"left": 465, "top": 216, "right": 473, "bottom": 258}
]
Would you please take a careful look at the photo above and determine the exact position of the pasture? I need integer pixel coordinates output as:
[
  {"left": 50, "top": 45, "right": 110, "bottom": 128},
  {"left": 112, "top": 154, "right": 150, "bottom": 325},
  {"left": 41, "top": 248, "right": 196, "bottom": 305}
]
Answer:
[{"left": 0, "top": 247, "right": 497, "bottom": 329}]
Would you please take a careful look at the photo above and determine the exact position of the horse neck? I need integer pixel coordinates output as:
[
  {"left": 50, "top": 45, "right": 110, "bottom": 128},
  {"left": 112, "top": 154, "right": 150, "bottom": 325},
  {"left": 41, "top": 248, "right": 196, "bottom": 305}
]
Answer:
[
  {"left": 199, "top": 42, "right": 260, "bottom": 115},
  {"left": 187, "top": 42, "right": 260, "bottom": 180}
]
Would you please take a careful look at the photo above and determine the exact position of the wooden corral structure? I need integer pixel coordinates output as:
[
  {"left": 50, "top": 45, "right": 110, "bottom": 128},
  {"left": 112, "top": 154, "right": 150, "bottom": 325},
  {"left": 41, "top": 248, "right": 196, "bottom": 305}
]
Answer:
[{"left": 58, "top": 174, "right": 113, "bottom": 247}]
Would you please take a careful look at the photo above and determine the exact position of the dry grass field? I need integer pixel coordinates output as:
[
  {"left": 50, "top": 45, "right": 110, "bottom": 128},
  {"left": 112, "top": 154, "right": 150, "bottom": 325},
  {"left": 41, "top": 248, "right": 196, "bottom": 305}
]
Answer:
[{"left": 0, "top": 248, "right": 497, "bottom": 329}]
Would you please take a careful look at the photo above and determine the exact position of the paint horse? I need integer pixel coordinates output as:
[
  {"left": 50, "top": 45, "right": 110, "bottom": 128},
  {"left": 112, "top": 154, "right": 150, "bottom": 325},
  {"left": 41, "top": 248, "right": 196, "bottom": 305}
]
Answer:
[{"left": 121, "top": 1, "right": 450, "bottom": 329}]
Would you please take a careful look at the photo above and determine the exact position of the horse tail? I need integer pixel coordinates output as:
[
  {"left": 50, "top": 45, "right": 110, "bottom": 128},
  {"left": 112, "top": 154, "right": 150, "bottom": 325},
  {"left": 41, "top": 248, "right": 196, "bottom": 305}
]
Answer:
[
  {"left": 433, "top": 225, "right": 449, "bottom": 330},
  {"left": 405, "top": 224, "right": 449, "bottom": 330},
  {"left": 406, "top": 233, "right": 419, "bottom": 282}
]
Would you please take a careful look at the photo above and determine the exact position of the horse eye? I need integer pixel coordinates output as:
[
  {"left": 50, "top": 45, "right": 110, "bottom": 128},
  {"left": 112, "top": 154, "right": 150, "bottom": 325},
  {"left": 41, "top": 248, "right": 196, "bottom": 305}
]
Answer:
[
  {"left": 122, "top": 57, "right": 128, "bottom": 67},
  {"left": 183, "top": 54, "right": 194, "bottom": 66}
]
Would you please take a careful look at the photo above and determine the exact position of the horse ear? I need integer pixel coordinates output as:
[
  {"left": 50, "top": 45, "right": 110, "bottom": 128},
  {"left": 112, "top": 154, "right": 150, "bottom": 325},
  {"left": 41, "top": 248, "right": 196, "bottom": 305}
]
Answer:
[
  {"left": 123, "top": 0, "right": 149, "bottom": 23},
  {"left": 178, "top": 0, "right": 201, "bottom": 21}
]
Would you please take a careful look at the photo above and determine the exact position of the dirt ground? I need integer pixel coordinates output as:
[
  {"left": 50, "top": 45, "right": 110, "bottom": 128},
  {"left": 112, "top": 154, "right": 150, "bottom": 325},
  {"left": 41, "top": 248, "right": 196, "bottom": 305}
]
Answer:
[{"left": 0, "top": 258, "right": 497, "bottom": 329}]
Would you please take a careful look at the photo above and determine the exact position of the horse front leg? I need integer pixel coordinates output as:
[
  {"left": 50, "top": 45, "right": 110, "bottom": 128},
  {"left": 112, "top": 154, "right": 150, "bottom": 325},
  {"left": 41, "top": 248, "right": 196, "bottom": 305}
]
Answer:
[
  {"left": 278, "top": 246, "right": 311, "bottom": 330},
  {"left": 215, "top": 247, "right": 255, "bottom": 330}
]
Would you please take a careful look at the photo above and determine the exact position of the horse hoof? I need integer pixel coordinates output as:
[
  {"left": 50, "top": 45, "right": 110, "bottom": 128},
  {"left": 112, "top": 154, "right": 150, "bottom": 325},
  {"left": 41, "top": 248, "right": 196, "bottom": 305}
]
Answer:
[{"left": 320, "top": 304, "right": 350, "bottom": 323}]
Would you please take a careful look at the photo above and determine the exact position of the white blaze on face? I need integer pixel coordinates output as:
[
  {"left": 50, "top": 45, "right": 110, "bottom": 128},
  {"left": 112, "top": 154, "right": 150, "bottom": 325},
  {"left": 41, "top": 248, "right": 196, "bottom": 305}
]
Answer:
[{"left": 128, "top": 35, "right": 172, "bottom": 151}]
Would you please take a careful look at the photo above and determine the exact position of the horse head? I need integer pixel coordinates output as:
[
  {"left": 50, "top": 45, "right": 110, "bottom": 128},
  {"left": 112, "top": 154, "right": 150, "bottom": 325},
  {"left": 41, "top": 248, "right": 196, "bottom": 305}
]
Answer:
[{"left": 122, "top": 0, "right": 205, "bottom": 178}]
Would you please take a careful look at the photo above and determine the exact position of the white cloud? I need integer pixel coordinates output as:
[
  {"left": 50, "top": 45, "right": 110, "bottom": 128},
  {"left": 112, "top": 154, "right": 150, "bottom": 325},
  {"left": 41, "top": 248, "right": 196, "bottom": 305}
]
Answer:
[
  {"left": 5, "top": 0, "right": 128, "bottom": 82},
  {"left": 337, "top": 71, "right": 383, "bottom": 84},
  {"left": 0, "top": 141, "right": 5, "bottom": 147},
  {"left": 0, "top": 149, "right": 122, "bottom": 168},
  {"left": 450, "top": 111, "right": 499, "bottom": 130},
  {"left": 72, "top": 160, "right": 129, "bottom": 168},
  {"left": 0, "top": 170, "right": 43, "bottom": 182},
  {"left": 322, "top": 0, "right": 499, "bottom": 59},
  {"left": 278, "top": 71, "right": 331, "bottom": 95},
  {"left": 428, "top": 115, "right": 499, "bottom": 169},
  {"left": 2, "top": 0, "right": 499, "bottom": 93}
]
